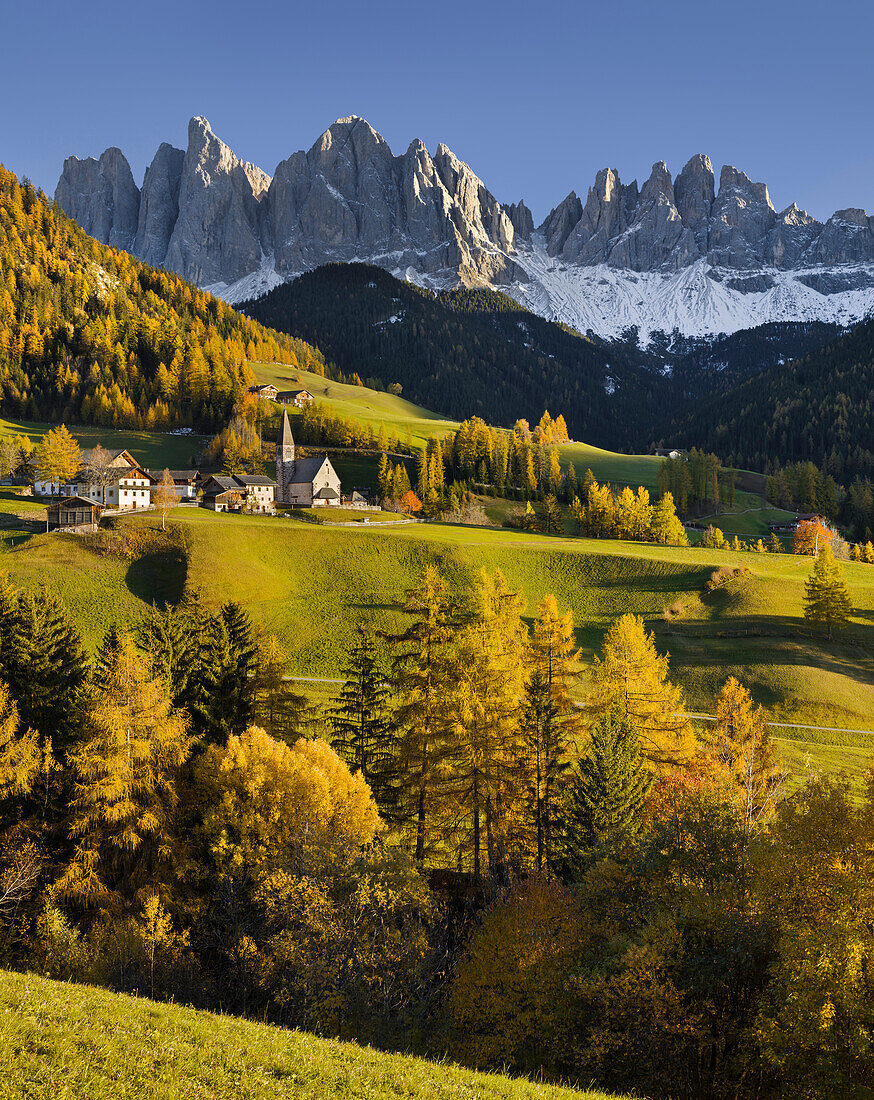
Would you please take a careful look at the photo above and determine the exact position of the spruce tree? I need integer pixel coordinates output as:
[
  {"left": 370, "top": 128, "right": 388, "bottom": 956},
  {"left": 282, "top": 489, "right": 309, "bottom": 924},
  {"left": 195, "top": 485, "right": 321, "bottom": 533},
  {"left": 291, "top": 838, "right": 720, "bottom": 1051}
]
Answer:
[
  {"left": 803, "top": 544, "right": 852, "bottom": 640},
  {"left": 0, "top": 585, "right": 88, "bottom": 757},
  {"left": 564, "top": 707, "right": 651, "bottom": 865},
  {"left": 328, "top": 626, "right": 394, "bottom": 808}
]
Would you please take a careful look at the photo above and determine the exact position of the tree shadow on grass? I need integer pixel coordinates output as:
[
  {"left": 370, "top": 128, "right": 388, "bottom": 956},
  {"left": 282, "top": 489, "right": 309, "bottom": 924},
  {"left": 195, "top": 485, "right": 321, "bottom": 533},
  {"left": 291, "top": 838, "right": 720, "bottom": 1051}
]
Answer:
[
  {"left": 660, "top": 614, "right": 874, "bottom": 688},
  {"left": 126, "top": 549, "right": 188, "bottom": 608}
]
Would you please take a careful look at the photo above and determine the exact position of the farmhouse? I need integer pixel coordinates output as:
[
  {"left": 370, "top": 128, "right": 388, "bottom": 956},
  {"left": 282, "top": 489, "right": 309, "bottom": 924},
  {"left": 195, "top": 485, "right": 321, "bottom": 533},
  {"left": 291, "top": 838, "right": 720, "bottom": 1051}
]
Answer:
[
  {"left": 35, "top": 448, "right": 154, "bottom": 510},
  {"left": 45, "top": 495, "right": 104, "bottom": 533},
  {"left": 147, "top": 469, "right": 201, "bottom": 501},
  {"left": 275, "top": 410, "right": 341, "bottom": 506},
  {"left": 276, "top": 389, "right": 315, "bottom": 408},
  {"left": 201, "top": 474, "right": 276, "bottom": 513},
  {"left": 249, "top": 384, "right": 278, "bottom": 400}
]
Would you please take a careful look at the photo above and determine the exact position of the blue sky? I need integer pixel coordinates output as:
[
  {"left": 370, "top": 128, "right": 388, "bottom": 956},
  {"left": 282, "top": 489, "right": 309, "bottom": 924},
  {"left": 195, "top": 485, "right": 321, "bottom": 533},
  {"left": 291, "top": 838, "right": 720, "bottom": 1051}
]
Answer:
[{"left": 2, "top": 0, "right": 873, "bottom": 223}]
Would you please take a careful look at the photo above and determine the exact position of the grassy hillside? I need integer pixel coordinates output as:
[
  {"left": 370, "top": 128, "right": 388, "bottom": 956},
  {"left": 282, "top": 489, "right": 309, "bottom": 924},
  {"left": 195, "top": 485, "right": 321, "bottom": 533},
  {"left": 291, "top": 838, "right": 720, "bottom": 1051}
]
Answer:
[
  {"left": 0, "top": 970, "right": 614, "bottom": 1100},
  {"left": 0, "top": 415, "right": 207, "bottom": 470},
  {"left": 3, "top": 512, "right": 874, "bottom": 783},
  {"left": 251, "top": 364, "right": 459, "bottom": 451},
  {"left": 558, "top": 442, "right": 664, "bottom": 492}
]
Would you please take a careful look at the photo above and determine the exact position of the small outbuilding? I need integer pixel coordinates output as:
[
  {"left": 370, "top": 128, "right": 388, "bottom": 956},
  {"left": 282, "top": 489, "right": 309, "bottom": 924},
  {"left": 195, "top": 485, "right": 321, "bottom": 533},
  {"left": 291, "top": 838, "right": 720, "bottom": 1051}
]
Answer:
[{"left": 46, "top": 495, "right": 104, "bottom": 533}]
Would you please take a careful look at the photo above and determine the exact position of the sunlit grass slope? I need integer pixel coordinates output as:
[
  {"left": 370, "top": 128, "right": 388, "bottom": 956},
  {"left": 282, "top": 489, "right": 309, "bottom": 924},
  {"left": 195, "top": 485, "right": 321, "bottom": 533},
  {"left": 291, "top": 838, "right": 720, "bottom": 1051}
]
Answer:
[
  {"left": 251, "top": 364, "right": 459, "bottom": 450},
  {"left": 0, "top": 970, "right": 616, "bottom": 1100},
  {"left": 251, "top": 363, "right": 674, "bottom": 493},
  {"left": 3, "top": 511, "right": 874, "bottom": 784}
]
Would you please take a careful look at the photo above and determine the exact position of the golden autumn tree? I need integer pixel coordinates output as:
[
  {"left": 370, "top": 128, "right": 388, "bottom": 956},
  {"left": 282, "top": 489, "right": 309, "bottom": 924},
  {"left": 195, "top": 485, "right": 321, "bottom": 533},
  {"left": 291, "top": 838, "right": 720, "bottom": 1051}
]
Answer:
[
  {"left": 448, "top": 569, "right": 528, "bottom": 876},
  {"left": 711, "top": 677, "right": 786, "bottom": 833},
  {"left": 588, "top": 613, "right": 695, "bottom": 770},
  {"left": 152, "top": 468, "right": 177, "bottom": 530},
  {"left": 445, "top": 877, "right": 579, "bottom": 1073},
  {"left": 0, "top": 680, "right": 38, "bottom": 804},
  {"left": 33, "top": 424, "right": 81, "bottom": 491},
  {"left": 522, "top": 594, "right": 584, "bottom": 870},
  {"left": 60, "top": 635, "right": 191, "bottom": 913},
  {"left": 386, "top": 567, "right": 459, "bottom": 862},
  {"left": 195, "top": 726, "right": 380, "bottom": 882},
  {"left": 754, "top": 775, "right": 874, "bottom": 1094},
  {"left": 793, "top": 518, "right": 833, "bottom": 556}
]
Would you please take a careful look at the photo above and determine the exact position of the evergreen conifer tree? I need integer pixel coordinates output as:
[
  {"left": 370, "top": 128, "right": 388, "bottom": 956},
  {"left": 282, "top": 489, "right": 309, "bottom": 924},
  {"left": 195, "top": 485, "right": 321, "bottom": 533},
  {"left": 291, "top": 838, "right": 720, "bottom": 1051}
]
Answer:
[
  {"left": 564, "top": 707, "right": 651, "bottom": 866},
  {"left": 328, "top": 626, "right": 394, "bottom": 808},
  {"left": 803, "top": 544, "right": 852, "bottom": 640}
]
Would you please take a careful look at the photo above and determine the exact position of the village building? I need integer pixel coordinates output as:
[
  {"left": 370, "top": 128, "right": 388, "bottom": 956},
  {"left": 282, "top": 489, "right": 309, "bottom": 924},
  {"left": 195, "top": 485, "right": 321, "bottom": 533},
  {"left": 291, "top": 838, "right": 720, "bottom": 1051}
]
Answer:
[
  {"left": 275, "top": 410, "right": 341, "bottom": 507},
  {"left": 276, "top": 389, "right": 315, "bottom": 408},
  {"left": 147, "top": 469, "right": 201, "bottom": 502},
  {"left": 35, "top": 448, "right": 154, "bottom": 510},
  {"left": 249, "top": 384, "right": 278, "bottom": 400},
  {"left": 200, "top": 474, "right": 276, "bottom": 513},
  {"left": 45, "top": 495, "right": 104, "bottom": 533}
]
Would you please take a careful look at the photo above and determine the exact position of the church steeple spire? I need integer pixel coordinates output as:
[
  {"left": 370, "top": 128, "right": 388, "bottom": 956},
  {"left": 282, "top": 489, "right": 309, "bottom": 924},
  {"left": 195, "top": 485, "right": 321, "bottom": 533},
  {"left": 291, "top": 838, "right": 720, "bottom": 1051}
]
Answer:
[
  {"left": 278, "top": 408, "right": 295, "bottom": 459},
  {"left": 276, "top": 409, "right": 295, "bottom": 503}
]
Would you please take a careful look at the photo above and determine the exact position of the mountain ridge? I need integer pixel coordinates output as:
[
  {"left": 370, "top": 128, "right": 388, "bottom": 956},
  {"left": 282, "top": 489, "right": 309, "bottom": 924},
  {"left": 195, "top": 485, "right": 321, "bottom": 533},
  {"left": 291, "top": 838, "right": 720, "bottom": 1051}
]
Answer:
[{"left": 55, "top": 116, "right": 874, "bottom": 338}]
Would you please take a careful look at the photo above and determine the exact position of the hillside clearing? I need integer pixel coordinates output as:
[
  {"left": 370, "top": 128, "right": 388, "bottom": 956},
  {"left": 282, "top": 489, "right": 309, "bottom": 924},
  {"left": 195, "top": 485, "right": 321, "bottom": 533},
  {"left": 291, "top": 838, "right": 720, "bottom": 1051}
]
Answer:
[{"left": 0, "top": 970, "right": 614, "bottom": 1100}]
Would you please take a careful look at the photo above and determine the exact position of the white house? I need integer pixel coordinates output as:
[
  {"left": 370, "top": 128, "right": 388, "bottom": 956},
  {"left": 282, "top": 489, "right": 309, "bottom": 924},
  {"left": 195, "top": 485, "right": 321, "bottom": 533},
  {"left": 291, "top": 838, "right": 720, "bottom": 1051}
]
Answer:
[{"left": 35, "top": 448, "right": 154, "bottom": 511}]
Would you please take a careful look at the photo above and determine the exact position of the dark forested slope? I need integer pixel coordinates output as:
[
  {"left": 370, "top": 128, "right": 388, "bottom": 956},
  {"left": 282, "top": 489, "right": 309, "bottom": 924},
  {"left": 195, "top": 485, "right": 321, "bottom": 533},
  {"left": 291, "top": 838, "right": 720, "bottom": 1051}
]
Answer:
[
  {"left": 242, "top": 263, "right": 665, "bottom": 448},
  {"left": 667, "top": 315, "right": 874, "bottom": 482}
]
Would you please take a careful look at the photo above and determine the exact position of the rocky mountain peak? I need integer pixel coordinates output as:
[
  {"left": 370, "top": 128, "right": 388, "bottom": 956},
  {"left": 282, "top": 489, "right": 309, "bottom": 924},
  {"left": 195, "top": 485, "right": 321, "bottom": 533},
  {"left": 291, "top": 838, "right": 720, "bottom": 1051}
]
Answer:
[
  {"left": 54, "top": 147, "right": 140, "bottom": 252},
  {"left": 53, "top": 117, "right": 874, "bottom": 337}
]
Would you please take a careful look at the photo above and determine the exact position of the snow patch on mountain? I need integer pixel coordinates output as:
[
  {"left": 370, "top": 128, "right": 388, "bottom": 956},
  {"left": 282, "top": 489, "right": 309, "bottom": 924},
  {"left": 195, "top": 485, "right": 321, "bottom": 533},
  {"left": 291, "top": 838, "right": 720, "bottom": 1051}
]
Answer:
[{"left": 502, "top": 237, "right": 874, "bottom": 339}]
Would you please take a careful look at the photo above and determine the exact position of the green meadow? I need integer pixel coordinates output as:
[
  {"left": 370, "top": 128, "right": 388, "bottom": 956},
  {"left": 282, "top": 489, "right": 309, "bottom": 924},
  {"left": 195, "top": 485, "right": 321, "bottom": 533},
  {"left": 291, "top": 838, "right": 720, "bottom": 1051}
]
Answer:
[
  {"left": 0, "top": 415, "right": 208, "bottom": 470},
  {"left": 3, "top": 510, "right": 874, "bottom": 786},
  {"left": 251, "top": 364, "right": 460, "bottom": 450},
  {"left": 0, "top": 970, "right": 615, "bottom": 1100}
]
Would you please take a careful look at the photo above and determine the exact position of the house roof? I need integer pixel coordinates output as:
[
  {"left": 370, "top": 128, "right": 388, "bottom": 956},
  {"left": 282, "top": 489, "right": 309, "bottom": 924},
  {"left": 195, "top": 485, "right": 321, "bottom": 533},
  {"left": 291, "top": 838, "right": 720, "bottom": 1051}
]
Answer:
[
  {"left": 148, "top": 469, "right": 200, "bottom": 481},
  {"left": 46, "top": 495, "right": 103, "bottom": 511},
  {"left": 201, "top": 476, "right": 240, "bottom": 495},
  {"left": 201, "top": 474, "right": 275, "bottom": 493},
  {"left": 277, "top": 389, "right": 313, "bottom": 400},
  {"left": 79, "top": 447, "right": 136, "bottom": 467},
  {"left": 288, "top": 455, "right": 335, "bottom": 484},
  {"left": 234, "top": 475, "right": 276, "bottom": 487}
]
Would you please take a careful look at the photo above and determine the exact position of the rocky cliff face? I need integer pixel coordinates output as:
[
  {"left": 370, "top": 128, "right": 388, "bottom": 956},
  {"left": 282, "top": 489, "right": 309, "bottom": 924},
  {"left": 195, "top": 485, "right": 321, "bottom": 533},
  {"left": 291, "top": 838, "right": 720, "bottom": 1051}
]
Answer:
[
  {"left": 56, "top": 147, "right": 140, "bottom": 252},
  {"left": 55, "top": 116, "right": 874, "bottom": 337}
]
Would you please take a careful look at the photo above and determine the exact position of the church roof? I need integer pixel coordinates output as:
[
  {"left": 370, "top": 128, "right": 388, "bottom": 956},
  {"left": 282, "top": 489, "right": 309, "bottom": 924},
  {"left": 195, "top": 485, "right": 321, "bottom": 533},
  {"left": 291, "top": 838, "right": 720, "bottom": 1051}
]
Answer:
[
  {"left": 288, "top": 456, "right": 334, "bottom": 484},
  {"left": 278, "top": 409, "right": 294, "bottom": 450}
]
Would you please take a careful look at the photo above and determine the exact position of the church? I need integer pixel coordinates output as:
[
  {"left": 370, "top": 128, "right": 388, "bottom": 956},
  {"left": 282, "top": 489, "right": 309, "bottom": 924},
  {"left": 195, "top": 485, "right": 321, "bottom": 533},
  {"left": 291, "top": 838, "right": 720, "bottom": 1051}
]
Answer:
[{"left": 275, "top": 409, "right": 342, "bottom": 507}]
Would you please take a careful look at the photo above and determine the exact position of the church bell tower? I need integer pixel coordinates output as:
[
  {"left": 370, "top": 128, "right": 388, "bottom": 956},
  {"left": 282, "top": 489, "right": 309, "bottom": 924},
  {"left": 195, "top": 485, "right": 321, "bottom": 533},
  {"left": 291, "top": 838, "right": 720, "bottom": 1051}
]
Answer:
[{"left": 276, "top": 409, "right": 295, "bottom": 503}]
